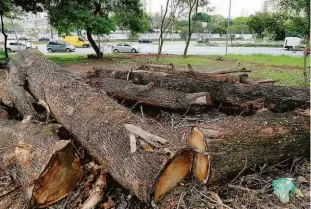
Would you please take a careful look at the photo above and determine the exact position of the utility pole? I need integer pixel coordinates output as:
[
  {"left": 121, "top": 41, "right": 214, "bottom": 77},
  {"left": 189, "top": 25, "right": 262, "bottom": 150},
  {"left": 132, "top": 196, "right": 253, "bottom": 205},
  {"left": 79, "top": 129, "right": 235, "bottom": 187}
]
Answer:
[{"left": 225, "top": 0, "right": 232, "bottom": 55}]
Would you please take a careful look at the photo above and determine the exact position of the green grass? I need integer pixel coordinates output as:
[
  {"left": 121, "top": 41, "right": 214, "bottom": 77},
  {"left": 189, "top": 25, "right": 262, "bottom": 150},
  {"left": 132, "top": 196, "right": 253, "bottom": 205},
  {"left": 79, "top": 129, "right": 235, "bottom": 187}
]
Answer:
[
  {"left": 47, "top": 54, "right": 89, "bottom": 64},
  {"left": 250, "top": 67, "right": 310, "bottom": 86},
  {"left": 38, "top": 53, "right": 311, "bottom": 87},
  {"left": 224, "top": 54, "right": 309, "bottom": 68},
  {"left": 0, "top": 50, "right": 4, "bottom": 59}
]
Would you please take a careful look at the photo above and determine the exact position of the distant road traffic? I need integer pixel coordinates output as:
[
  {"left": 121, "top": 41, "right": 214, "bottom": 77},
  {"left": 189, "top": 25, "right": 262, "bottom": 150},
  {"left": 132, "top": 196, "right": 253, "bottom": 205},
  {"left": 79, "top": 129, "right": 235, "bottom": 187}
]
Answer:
[{"left": 36, "top": 42, "right": 304, "bottom": 57}]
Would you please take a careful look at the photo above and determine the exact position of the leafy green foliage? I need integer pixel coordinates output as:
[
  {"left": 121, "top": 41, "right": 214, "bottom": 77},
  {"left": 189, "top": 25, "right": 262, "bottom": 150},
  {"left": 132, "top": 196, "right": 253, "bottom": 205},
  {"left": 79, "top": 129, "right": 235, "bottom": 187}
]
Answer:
[
  {"left": 247, "top": 12, "right": 270, "bottom": 39},
  {"left": 192, "top": 12, "right": 211, "bottom": 22}
]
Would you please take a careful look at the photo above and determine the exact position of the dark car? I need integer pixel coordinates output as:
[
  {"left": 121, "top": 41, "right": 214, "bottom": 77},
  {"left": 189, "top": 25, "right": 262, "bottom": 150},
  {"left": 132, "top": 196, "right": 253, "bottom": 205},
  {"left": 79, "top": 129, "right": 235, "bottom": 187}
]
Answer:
[
  {"left": 18, "top": 37, "right": 29, "bottom": 41},
  {"left": 138, "top": 38, "right": 152, "bottom": 44},
  {"left": 38, "top": 37, "right": 50, "bottom": 42}
]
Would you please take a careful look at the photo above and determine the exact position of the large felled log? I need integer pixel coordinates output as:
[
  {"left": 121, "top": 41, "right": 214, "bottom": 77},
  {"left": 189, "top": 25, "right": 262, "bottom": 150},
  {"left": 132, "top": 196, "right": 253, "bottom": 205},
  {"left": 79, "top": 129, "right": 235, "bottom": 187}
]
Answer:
[
  {"left": 94, "top": 69, "right": 310, "bottom": 114},
  {"left": 8, "top": 50, "right": 194, "bottom": 203},
  {"left": 86, "top": 77, "right": 212, "bottom": 110},
  {"left": 93, "top": 67, "right": 244, "bottom": 83},
  {"left": 183, "top": 110, "right": 310, "bottom": 183},
  {"left": 0, "top": 118, "right": 82, "bottom": 208}
]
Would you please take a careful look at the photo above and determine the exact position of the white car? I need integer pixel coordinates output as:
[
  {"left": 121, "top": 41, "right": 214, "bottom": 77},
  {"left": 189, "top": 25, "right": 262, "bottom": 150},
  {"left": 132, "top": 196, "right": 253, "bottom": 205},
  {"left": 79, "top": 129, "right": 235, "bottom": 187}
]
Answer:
[
  {"left": 283, "top": 37, "right": 301, "bottom": 51},
  {"left": 6, "top": 41, "right": 37, "bottom": 52},
  {"left": 112, "top": 43, "right": 140, "bottom": 53}
]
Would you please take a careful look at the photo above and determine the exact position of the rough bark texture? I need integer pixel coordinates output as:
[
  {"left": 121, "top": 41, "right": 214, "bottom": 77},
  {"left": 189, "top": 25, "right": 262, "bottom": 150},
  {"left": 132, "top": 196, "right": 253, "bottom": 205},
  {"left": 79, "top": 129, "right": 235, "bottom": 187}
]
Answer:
[
  {"left": 86, "top": 77, "right": 213, "bottom": 110},
  {"left": 179, "top": 111, "right": 310, "bottom": 183},
  {"left": 94, "top": 69, "right": 310, "bottom": 114},
  {"left": 133, "top": 66, "right": 243, "bottom": 83},
  {"left": 8, "top": 50, "right": 192, "bottom": 203},
  {"left": 0, "top": 118, "right": 82, "bottom": 208}
]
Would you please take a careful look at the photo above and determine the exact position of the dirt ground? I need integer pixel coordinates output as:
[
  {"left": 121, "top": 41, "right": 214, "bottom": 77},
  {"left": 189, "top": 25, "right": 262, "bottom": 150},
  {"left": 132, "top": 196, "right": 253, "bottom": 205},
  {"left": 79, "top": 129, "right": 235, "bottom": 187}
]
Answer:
[{"left": 0, "top": 58, "right": 309, "bottom": 209}]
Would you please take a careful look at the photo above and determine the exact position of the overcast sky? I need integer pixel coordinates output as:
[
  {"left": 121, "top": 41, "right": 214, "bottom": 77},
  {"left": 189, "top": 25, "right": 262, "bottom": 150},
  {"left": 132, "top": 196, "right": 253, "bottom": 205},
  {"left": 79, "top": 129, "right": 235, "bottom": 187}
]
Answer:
[{"left": 145, "top": 0, "right": 265, "bottom": 18}]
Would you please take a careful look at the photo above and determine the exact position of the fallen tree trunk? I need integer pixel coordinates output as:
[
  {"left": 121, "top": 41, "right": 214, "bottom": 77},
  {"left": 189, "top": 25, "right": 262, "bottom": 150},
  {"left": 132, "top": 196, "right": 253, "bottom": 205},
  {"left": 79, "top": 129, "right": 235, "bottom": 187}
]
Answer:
[
  {"left": 8, "top": 50, "right": 194, "bottom": 203},
  {"left": 0, "top": 118, "right": 82, "bottom": 208},
  {"left": 183, "top": 110, "right": 310, "bottom": 183},
  {"left": 86, "top": 77, "right": 213, "bottom": 111},
  {"left": 93, "top": 67, "right": 244, "bottom": 83},
  {"left": 94, "top": 69, "right": 310, "bottom": 114}
]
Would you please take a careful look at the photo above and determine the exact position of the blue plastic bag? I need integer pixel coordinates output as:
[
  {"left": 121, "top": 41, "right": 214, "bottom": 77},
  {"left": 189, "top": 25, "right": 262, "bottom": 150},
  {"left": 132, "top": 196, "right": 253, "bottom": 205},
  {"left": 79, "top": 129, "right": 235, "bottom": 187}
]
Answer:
[{"left": 272, "top": 178, "right": 304, "bottom": 203}]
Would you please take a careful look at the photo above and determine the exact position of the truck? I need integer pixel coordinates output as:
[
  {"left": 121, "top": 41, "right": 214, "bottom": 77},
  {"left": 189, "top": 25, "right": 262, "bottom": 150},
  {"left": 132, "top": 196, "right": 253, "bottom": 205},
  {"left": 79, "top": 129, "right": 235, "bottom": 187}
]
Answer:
[
  {"left": 283, "top": 37, "right": 301, "bottom": 51},
  {"left": 60, "top": 36, "right": 90, "bottom": 48}
]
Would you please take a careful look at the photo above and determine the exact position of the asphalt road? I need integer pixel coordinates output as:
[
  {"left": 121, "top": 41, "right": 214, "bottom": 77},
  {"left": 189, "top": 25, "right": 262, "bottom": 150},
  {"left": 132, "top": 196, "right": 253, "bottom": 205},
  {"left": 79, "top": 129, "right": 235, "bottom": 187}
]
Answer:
[{"left": 37, "top": 42, "right": 304, "bottom": 57}]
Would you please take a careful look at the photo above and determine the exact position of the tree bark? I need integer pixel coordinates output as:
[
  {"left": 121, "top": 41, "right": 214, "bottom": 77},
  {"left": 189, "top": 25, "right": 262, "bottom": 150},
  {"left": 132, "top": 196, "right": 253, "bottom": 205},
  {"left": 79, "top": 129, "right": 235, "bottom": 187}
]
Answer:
[
  {"left": 0, "top": 118, "right": 82, "bottom": 208},
  {"left": 182, "top": 111, "right": 310, "bottom": 183},
  {"left": 92, "top": 69, "right": 310, "bottom": 114},
  {"left": 87, "top": 29, "right": 102, "bottom": 58},
  {"left": 92, "top": 67, "right": 245, "bottom": 84},
  {"left": 8, "top": 50, "right": 194, "bottom": 203},
  {"left": 86, "top": 77, "right": 213, "bottom": 111},
  {"left": 0, "top": 13, "right": 9, "bottom": 59},
  {"left": 157, "top": 0, "right": 170, "bottom": 60}
]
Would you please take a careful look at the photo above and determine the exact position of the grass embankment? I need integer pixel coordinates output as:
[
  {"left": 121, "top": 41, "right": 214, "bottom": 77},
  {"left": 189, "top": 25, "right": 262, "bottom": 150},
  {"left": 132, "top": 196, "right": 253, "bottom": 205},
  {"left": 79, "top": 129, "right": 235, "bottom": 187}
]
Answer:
[{"left": 43, "top": 53, "right": 311, "bottom": 87}]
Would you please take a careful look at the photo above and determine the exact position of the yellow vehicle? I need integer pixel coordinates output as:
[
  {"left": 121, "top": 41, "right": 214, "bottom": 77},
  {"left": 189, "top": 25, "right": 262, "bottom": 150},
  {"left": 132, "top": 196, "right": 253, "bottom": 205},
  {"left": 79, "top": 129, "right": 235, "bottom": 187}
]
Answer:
[{"left": 60, "top": 36, "right": 90, "bottom": 48}]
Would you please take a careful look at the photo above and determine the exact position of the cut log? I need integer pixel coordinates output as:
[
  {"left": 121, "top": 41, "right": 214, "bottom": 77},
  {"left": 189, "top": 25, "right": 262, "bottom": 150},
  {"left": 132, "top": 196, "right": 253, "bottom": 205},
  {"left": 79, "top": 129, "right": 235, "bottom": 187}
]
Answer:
[
  {"left": 137, "top": 64, "right": 175, "bottom": 71},
  {"left": 179, "top": 111, "right": 310, "bottom": 183},
  {"left": 0, "top": 118, "right": 82, "bottom": 208},
  {"left": 86, "top": 77, "right": 213, "bottom": 111},
  {"left": 94, "top": 69, "right": 310, "bottom": 114},
  {"left": 93, "top": 67, "right": 243, "bottom": 83},
  {"left": 8, "top": 50, "right": 194, "bottom": 203}
]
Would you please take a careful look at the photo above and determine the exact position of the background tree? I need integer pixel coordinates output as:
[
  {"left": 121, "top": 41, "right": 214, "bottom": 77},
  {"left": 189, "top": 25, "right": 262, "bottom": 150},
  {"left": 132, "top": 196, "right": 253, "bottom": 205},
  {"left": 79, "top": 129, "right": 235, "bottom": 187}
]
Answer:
[
  {"left": 182, "top": 0, "right": 210, "bottom": 57},
  {"left": 247, "top": 12, "right": 270, "bottom": 39},
  {"left": 44, "top": 0, "right": 147, "bottom": 58},
  {"left": 157, "top": 0, "right": 187, "bottom": 60},
  {"left": 272, "top": 0, "right": 310, "bottom": 82}
]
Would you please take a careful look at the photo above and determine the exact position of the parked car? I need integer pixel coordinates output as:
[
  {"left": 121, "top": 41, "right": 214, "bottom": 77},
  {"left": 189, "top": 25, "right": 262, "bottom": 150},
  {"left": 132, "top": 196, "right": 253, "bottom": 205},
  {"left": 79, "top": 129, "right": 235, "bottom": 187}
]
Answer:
[
  {"left": 18, "top": 37, "right": 29, "bottom": 41},
  {"left": 112, "top": 43, "right": 140, "bottom": 53},
  {"left": 38, "top": 37, "right": 50, "bottom": 42},
  {"left": 46, "top": 40, "right": 75, "bottom": 53},
  {"left": 60, "top": 35, "right": 90, "bottom": 48},
  {"left": 283, "top": 37, "right": 301, "bottom": 51},
  {"left": 6, "top": 41, "right": 37, "bottom": 52},
  {"left": 197, "top": 37, "right": 209, "bottom": 43},
  {"left": 138, "top": 38, "right": 152, "bottom": 44}
]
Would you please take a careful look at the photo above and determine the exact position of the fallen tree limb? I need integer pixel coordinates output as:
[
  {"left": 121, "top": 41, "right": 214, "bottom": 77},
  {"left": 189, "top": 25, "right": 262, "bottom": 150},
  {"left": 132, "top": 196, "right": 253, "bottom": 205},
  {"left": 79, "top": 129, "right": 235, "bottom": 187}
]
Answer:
[
  {"left": 0, "top": 118, "right": 82, "bottom": 208},
  {"left": 206, "top": 67, "right": 251, "bottom": 74},
  {"left": 94, "top": 69, "right": 310, "bottom": 114},
  {"left": 86, "top": 77, "right": 213, "bottom": 111},
  {"left": 181, "top": 111, "right": 310, "bottom": 183},
  {"left": 93, "top": 67, "right": 244, "bottom": 83},
  {"left": 8, "top": 50, "right": 194, "bottom": 203}
]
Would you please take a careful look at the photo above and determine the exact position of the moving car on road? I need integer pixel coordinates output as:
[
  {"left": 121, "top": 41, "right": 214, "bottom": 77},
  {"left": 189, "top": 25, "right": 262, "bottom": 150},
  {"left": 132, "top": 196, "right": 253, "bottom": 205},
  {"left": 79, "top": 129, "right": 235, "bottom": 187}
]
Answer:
[
  {"left": 283, "top": 37, "right": 301, "bottom": 51},
  {"left": 138, "top": 38, "right": 152, "bottom": 44},
  {"left": 46, "top": 40, "right": 75, "bottom": 53},
  {"left": 61, "top": 36, "right": 90, "bottom": 48},
  {"left": 6, "top": 41, "right": 37, "bottom": 52},
  {"left": 112, "top": 43, "right": 140, "bottom": 53}
]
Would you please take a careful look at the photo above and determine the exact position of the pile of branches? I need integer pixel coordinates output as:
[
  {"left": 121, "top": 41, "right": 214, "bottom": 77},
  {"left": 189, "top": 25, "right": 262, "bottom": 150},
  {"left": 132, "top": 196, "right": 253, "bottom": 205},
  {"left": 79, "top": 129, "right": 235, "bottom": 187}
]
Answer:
[{"left": 0, "top": 50, "right": 309, "bottom": 209}]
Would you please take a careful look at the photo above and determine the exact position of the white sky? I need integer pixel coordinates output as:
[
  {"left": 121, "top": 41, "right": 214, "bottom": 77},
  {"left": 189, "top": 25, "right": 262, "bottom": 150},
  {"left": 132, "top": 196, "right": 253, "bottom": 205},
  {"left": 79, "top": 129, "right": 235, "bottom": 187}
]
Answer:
[{"left": 145, "top": 0, "right": 265, "bottom": 18}]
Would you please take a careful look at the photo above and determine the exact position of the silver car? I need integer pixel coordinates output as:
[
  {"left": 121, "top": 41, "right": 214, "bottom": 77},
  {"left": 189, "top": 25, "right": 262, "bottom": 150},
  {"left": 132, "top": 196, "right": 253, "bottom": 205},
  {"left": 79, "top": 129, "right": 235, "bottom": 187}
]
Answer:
[{"left": 112, "top": 43, "right": 140, "bottom": 53}]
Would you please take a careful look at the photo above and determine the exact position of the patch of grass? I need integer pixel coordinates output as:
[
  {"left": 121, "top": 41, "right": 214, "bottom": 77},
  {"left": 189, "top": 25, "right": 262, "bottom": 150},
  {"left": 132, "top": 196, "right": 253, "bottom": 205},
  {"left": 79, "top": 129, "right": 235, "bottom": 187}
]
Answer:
[
  {"left": 0, "top": 50, "right": 4, "bottom": 60},
  {"left": 224, "top": 54, "right": 309, "bottom": 68},
  {"left": 250, "top": 67, "right": 310, "bottom": 87},
  {"left": 47, "top": 55, "right": 89, "bottom": 64}
]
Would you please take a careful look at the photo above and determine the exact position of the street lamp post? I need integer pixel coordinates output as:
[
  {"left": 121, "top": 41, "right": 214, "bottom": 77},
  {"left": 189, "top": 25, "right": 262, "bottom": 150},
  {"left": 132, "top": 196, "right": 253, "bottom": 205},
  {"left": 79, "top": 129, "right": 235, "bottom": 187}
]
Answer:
[{"left": 225, "top": 0, "right": 232, "bottom": 55}]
